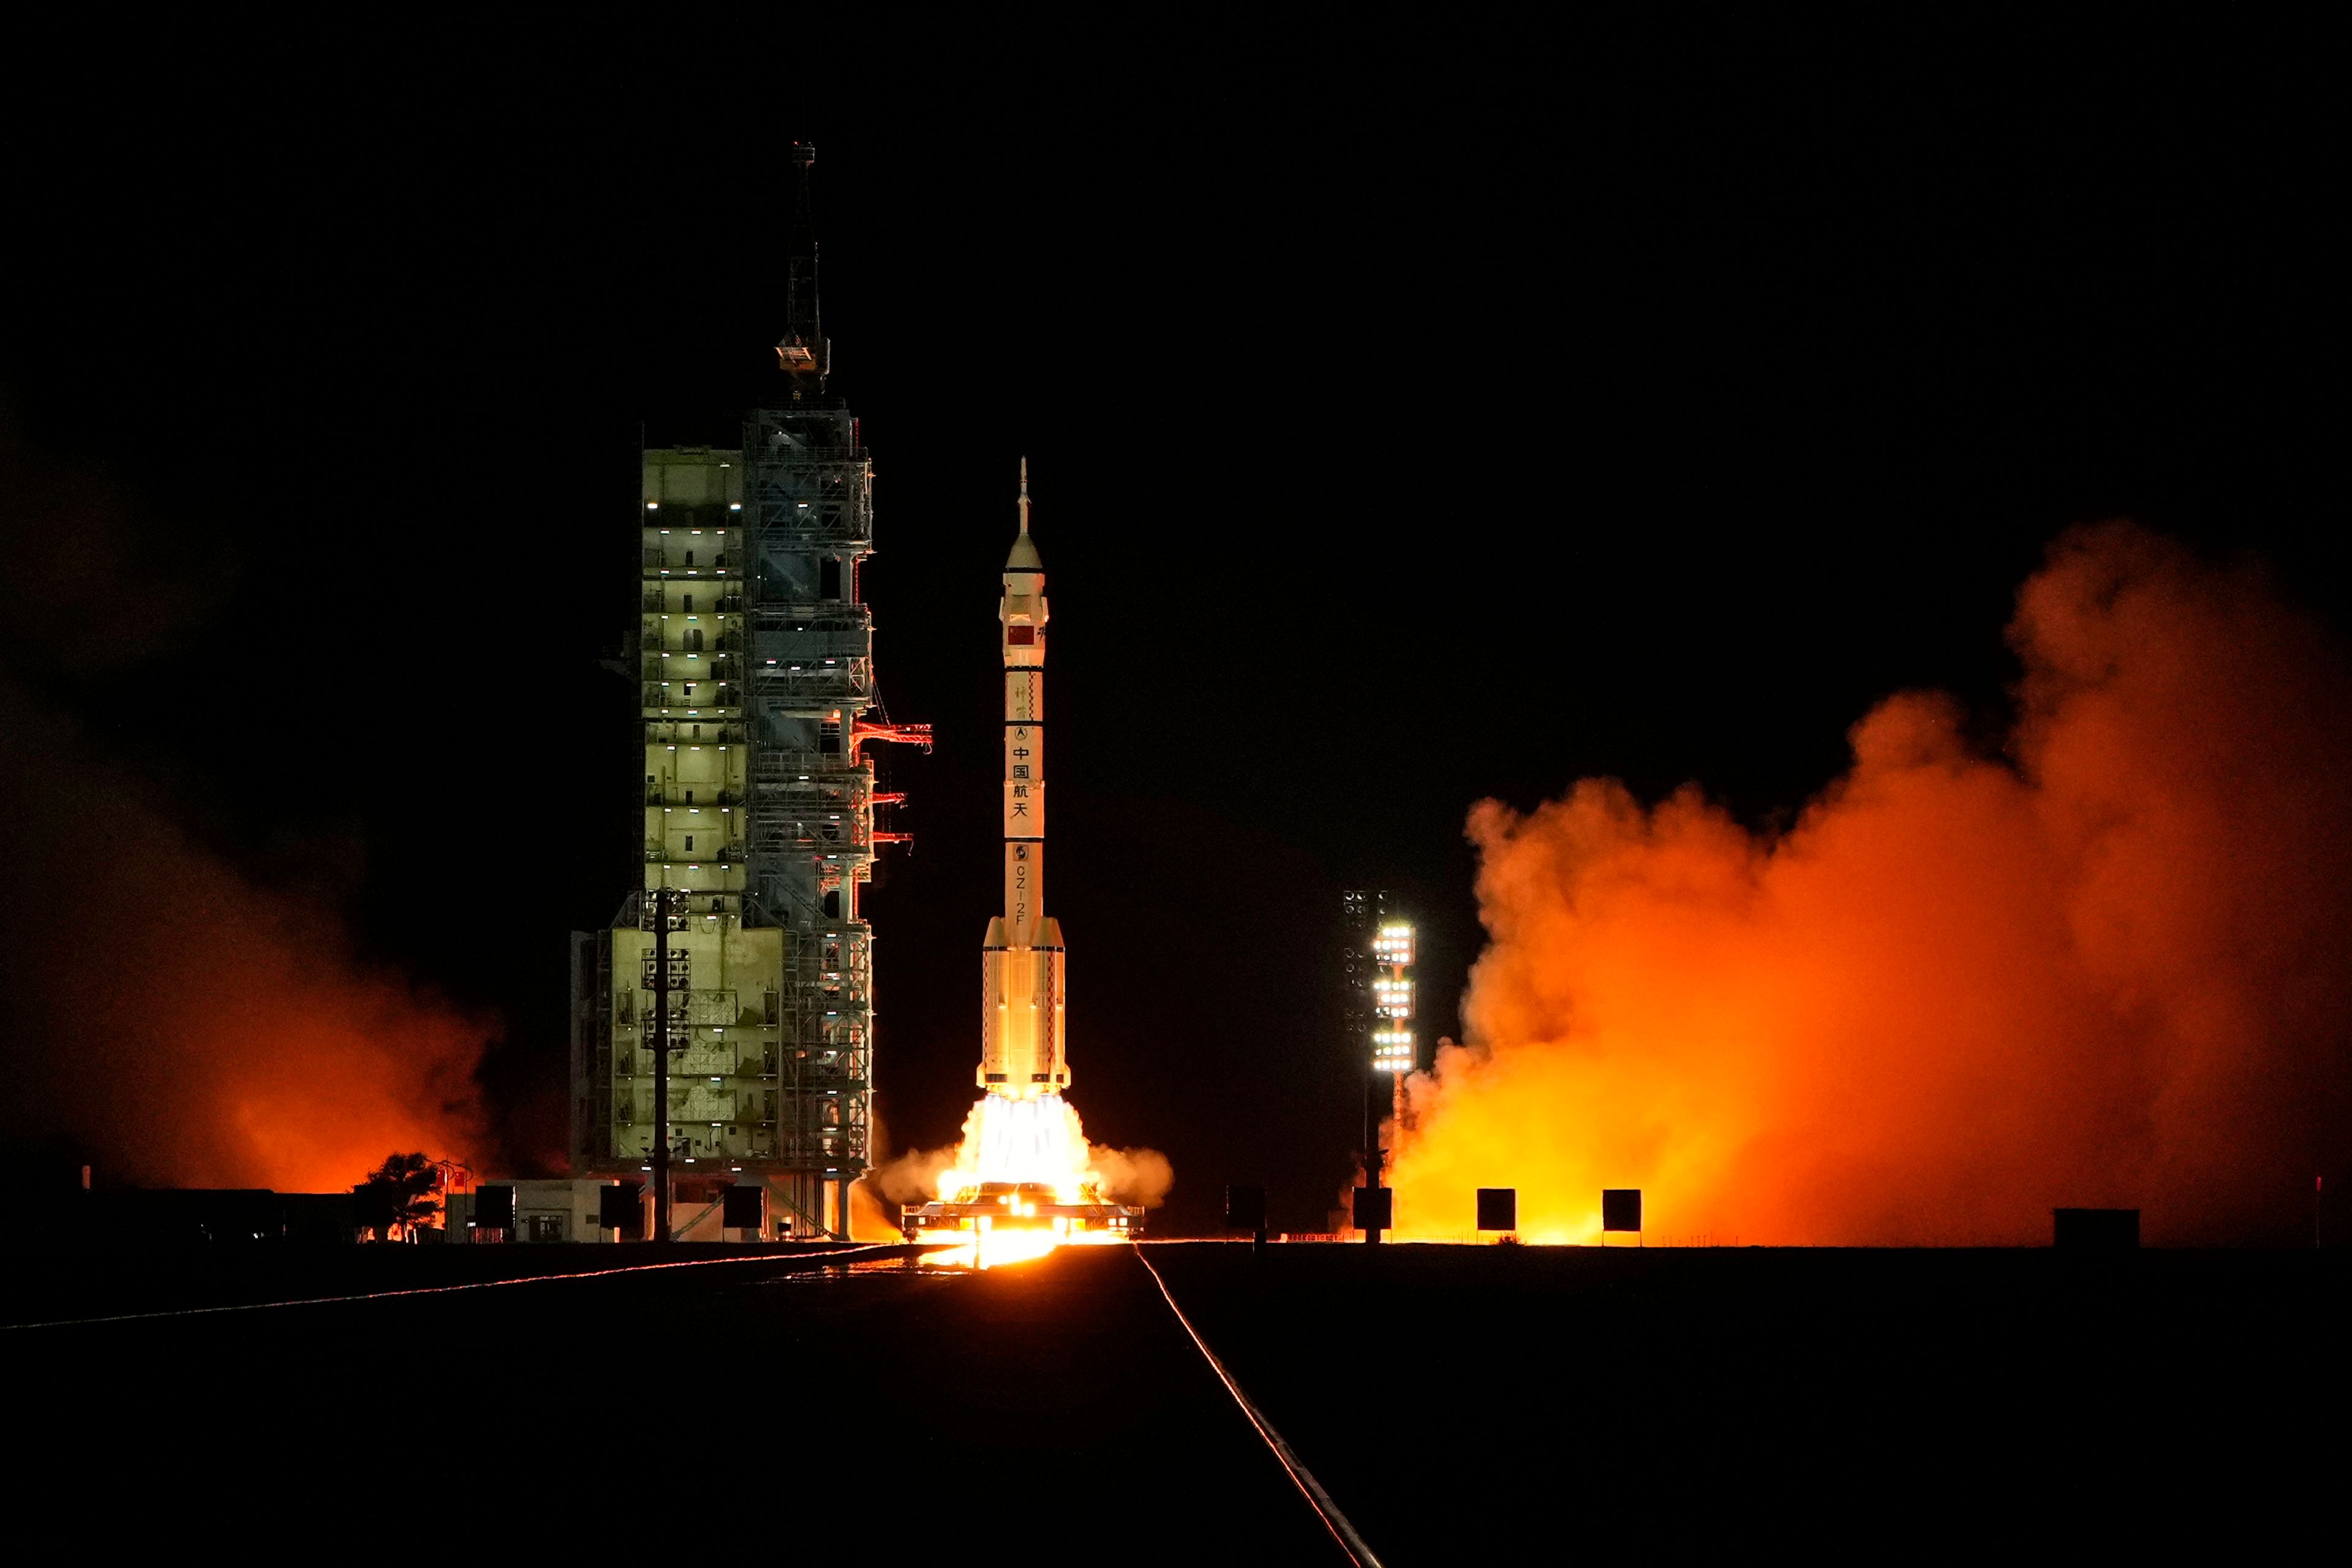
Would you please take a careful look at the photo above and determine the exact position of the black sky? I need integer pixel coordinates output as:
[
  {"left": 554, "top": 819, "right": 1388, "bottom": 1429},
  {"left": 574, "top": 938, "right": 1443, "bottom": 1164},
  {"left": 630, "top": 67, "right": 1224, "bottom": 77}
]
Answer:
[{"left": 2, "top": 21, "right": 2339, "bottom": 1230}]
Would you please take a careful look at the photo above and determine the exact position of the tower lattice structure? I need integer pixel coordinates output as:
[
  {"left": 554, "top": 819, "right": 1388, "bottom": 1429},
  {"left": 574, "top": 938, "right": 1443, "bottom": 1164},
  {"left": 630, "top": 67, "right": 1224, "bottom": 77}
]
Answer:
[{"left": 570, "top": 143, "right": 925, "bottom": 1238}]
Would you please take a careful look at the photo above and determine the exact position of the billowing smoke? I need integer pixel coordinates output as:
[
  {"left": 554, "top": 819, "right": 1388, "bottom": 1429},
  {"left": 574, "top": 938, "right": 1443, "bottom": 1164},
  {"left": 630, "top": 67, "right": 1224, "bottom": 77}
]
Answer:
[
  {"left": 847, "top": 1181, "right": 909, "bottom": 1242},
  {"left": 0, "top": 694, "right": 494, "bottom": 1191},
  {"left": 864, "top": 1112, "right": 962, "bottom": 1208},
  {"left": 1, "top": 410, "right": 493, "bottom": 1192},
  {"left": 1392, "top": 524, "right": 2352, "bottom": 1245},
  {"left": 865, "top": 1093, "right": 1174, "bottom": 1210},
  {"left": 1087, "top": 1140, "right": 1175, "bottom": 1210}
]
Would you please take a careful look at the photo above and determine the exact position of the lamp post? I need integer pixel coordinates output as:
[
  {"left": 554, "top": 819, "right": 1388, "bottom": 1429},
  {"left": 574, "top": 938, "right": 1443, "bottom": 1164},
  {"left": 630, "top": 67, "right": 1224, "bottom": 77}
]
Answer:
[{"left": 1364, "top": 914, "right": 1415, "bottom": 1244}]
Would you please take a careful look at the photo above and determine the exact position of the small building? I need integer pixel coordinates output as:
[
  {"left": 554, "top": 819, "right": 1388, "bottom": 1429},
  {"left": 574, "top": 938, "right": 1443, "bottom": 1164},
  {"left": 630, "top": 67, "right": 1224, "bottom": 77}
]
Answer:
[
  {"left": 447, "top": 1180, "right": 609, "bottom": 1243},
  {"left": 447, "top": 1177, "right": 776, "bottom": 1242}
]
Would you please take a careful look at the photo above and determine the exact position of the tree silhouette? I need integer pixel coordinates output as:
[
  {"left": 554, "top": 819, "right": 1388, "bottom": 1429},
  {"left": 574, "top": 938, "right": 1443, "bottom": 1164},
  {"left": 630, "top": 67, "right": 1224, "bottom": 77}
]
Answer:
[{"left": 354, "top": 1152, "right": 442, "bottom": 1241}]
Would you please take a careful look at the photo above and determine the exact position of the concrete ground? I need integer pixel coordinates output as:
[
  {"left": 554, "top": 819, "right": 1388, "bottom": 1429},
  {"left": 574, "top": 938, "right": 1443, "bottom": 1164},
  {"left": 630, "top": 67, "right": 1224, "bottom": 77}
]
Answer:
[{"left": 8, "top": 1241, "right": 2343, "bottom": 1562}]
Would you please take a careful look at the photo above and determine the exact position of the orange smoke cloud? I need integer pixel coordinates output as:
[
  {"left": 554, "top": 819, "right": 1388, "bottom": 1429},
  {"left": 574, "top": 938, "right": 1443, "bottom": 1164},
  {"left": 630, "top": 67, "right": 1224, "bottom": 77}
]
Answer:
[
  {"left": 2, "top": 414, "right": 492, "bottom": 1193},
  {"left": 1087, "top": 1141, "right": 1176, "bottom": 1209},
  {"left": 1, "top": 693, "right": 492, "bottom": 1193},
  {"left": 1392, "top": 524, "right": 2352, "bottom": 1245},
  {"left": 848, "top": 1180, "right": 905, "bottom": 1242}
]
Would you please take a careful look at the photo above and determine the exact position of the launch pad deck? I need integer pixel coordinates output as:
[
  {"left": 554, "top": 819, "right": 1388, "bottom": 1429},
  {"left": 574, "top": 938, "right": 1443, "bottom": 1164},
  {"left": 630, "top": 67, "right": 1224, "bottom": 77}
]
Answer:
[{"left": 901, "top": 1180, "right": 1145, "bottom": 1238}]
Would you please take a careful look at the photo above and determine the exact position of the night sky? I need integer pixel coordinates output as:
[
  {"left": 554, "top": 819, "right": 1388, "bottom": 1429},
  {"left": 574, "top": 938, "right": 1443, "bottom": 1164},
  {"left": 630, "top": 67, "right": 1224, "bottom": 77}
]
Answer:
[{"left": 2, "top": 24, "right": 2337, "bottom": 1231}]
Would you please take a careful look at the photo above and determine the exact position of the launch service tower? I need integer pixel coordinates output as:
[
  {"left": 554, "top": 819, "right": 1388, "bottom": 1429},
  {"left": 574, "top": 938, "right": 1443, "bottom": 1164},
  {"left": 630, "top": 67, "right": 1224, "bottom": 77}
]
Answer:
[{"left": 571, "top": 145, "right": 929, "bottom": 1240}]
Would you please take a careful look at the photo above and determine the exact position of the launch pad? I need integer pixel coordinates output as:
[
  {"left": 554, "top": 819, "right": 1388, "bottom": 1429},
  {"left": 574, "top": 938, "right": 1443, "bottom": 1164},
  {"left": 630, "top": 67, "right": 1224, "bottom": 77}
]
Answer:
[{"left": 900, "top": 1180, "right": 1145, "bottom": 1242}]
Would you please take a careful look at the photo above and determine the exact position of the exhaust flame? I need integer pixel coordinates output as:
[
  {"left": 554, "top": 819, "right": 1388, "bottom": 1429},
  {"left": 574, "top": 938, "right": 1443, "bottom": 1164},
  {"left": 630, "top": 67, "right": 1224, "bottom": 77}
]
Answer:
[
  {"left": 917, "top": 1228, "right": 1097, "bottom": 1270},
  {"left": 938, "top": 1093, "right": 1101, "bottom": 1205},
  {"left": 1391, "top": 524, "right": 2352, "bottom": 1246},
  {"left": 900, "top": 1092, "right": 1170, "bottom": 1267}
]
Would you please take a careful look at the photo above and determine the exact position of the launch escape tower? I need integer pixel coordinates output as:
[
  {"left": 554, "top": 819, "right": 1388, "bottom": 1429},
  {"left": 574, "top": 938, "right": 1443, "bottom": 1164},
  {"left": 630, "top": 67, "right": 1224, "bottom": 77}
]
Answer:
[{"left": 570, "top": 144, "right": 929, "bottom": 1238}]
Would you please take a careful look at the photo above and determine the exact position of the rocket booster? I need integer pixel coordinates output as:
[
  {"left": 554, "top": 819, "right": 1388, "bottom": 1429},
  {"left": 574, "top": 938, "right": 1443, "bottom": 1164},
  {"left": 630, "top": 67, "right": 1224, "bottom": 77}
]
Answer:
[{"left": 981, "top": 459, "right": 1069, "bottom": 1098}]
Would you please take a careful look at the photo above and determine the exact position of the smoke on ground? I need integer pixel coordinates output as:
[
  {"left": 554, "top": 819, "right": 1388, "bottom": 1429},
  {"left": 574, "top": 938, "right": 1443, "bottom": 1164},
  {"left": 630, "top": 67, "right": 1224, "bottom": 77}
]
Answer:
[
  {"left": 0, "top": 691, "right": 494, "bottom": 1191},
  {"left": 1393, "top": 523, "right": 2352, "bottom": 1245},
  {"left": 1, "top": 410, "right": 492, "bottom": 1192},
  {"left": 865, "top": 1118, "right": 962, "bottom": 1208},
  {"left": 1087, "top": 1142, "right": 1175, "bottom": 1208},
  {"left": 848, "top": 1181, "right": 906, "bottom": 1241}
]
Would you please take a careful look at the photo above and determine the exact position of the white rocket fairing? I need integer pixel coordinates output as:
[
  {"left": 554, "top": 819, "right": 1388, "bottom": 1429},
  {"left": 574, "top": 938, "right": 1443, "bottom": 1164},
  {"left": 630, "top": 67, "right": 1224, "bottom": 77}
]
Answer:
[{"left": 980, "top": 459, "right": 1069, "bottom": 1098}]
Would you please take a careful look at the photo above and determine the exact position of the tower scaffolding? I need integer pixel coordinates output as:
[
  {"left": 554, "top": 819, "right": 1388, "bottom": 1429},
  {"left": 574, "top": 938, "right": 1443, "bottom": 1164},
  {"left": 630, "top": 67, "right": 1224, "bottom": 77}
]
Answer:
[{"left": 570, "top": 143, "right": 925, "bottom": 1239}]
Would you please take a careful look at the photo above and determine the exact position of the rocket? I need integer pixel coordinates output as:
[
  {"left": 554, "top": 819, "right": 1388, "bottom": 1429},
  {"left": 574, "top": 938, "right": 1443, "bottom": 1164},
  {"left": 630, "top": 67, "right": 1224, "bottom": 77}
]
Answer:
[
  {"left": 980, "top": 459, "right": 1070, "bottom": 1098},
  {"left": 900, "top": 459, "right": 1145, "bottom": 1245}
]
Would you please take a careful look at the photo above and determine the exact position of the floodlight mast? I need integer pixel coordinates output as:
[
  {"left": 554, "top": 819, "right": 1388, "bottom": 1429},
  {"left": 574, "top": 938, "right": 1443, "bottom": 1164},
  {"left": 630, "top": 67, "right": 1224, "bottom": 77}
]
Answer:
[
  {"left": 1373, "top": 921, "right": 1416, "bottom": 1243},
  {"left": 1344, "top": 892, "right": 1414, "bottom": 1242}
]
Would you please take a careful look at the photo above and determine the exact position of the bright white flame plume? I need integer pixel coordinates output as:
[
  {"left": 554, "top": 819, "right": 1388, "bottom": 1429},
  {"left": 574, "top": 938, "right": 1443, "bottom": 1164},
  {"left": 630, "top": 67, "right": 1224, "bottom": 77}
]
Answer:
[{"left": 938, "top": 1092, "right": 1100, "bottom": 1203}]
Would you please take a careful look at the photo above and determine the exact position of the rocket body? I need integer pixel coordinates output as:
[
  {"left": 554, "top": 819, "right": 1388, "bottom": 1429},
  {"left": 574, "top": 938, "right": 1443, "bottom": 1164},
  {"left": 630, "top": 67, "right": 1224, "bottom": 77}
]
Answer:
[{"left": 980, "top": 463, "right": 1069, "bottom": 1098}]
